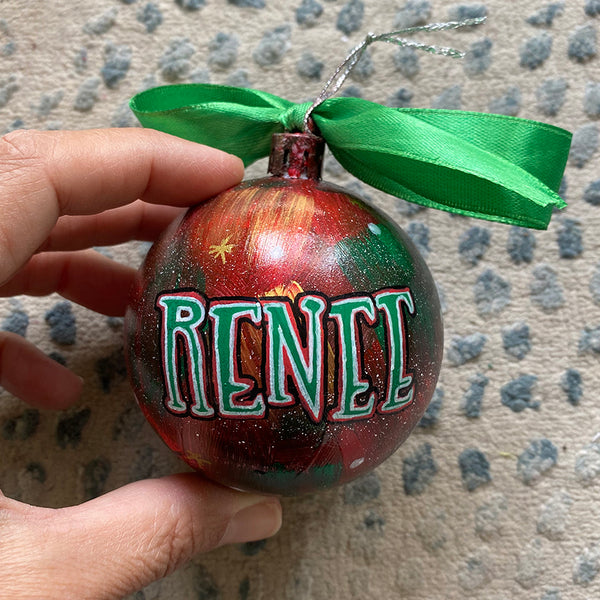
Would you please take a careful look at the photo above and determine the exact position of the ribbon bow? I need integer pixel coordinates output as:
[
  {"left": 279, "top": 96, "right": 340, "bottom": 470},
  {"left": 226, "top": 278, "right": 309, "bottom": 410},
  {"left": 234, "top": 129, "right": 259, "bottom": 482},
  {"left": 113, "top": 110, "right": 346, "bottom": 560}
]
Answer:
[{"left": 130, "top": 83, "right": 571, "bottom": 229}]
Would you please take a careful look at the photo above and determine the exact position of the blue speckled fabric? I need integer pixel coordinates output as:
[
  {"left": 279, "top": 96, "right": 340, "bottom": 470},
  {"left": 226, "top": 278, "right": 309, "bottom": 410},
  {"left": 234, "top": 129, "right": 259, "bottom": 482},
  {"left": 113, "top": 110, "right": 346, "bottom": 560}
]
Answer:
[{"left": 1, "top": 1, "right": 599, "bottom": 598}]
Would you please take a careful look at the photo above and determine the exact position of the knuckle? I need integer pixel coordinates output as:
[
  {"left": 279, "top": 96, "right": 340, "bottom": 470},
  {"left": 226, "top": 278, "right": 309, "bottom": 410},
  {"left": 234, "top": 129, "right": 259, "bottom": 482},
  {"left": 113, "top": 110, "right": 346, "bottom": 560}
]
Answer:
[
  {"left": 0, "top": 129, "right": 44, "bottom": 164},
  {"left": 0, "top": 130, "right": 49, "bottom": 188},
  {"left": 150, "top": 513, "right": 195, "bottom": 578},
  {"left": 0, "top": 130, "right": 55, "bottom": 283},
  {"left": 138, "top": 500, "right": 228, "bottom": 580}
]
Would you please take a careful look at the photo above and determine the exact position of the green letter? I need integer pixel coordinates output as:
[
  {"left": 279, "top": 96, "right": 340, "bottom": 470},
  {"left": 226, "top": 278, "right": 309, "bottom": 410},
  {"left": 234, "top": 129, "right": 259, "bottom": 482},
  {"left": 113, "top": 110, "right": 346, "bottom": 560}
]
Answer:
[
  {"left": 374, "top": 288, "right": 415, "bottom": 413},
  {"left": 328, "top": 295, "right": 378, "bottom": 421},
  {"left": 156, "top": 292, "right": 213, "bottom": 417},
  {"left": 262, "top": 294, "right": 327, "bottom": 423},
  {"left": 209, "top": 300, "right": 265, "bottom": 418}
]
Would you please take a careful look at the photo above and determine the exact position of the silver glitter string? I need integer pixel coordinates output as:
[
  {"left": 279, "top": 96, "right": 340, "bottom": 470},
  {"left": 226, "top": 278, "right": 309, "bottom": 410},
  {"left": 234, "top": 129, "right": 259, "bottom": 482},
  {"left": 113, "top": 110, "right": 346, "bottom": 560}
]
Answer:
[{"left": 303, "top": 17, "right": 486, "bottom": 132}]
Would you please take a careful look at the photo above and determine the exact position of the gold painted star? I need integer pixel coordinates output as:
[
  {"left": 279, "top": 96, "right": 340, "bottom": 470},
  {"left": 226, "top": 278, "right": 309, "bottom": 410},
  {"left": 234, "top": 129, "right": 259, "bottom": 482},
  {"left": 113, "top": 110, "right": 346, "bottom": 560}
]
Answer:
[{"left": 208, "top": 235, "right": 235, "bottom": 264}]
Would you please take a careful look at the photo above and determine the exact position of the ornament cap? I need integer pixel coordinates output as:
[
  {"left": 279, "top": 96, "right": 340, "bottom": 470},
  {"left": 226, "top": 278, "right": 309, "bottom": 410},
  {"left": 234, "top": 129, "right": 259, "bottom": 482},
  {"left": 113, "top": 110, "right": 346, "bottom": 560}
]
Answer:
[{"left": 268, "top": 132, "right": 325, "bottom": 180}]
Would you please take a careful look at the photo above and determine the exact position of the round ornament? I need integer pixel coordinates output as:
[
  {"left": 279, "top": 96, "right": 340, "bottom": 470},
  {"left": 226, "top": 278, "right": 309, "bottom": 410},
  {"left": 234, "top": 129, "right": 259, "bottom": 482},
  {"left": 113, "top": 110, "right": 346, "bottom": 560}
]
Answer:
[
  {"left": 124, "top": 22, "right": 571, "bottom": 495},
  {"left": 125, "top": 132, "right": 444, "bottom": 495}
]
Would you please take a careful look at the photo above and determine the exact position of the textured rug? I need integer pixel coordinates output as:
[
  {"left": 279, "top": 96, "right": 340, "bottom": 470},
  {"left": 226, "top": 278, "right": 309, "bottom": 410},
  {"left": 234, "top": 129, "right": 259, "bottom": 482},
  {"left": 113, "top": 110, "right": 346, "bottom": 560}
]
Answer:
[{"left": 1, "top": 1, "right": 600, "bottom": 599}]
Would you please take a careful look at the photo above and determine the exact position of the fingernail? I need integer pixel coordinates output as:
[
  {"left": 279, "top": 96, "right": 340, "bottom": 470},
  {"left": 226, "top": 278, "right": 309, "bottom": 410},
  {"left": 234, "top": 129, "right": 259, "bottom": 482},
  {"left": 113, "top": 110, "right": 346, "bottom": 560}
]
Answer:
[{"left": 220, "top": 500, "right": 282, "bottom": 547}]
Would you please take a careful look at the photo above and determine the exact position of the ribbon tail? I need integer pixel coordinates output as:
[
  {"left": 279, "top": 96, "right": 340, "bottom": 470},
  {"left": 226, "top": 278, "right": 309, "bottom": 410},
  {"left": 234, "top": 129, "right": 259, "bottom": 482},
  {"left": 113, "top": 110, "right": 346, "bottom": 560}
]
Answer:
[{"left": 313, "top": 98, "right": 571, "bottom": 229}]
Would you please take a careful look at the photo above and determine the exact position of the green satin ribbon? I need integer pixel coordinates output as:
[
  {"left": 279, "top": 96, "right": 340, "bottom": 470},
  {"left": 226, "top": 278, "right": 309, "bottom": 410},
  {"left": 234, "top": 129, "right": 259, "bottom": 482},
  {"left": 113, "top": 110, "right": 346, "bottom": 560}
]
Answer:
[{"left": 130, "top": 83, "right": 572, "bottom": 230}]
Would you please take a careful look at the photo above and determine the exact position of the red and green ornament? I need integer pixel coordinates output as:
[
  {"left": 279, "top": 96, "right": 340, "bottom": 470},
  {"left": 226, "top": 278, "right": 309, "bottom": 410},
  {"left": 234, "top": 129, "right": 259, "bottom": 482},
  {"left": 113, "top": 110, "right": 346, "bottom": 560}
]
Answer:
[
  {"left": 126, "top": 132, "right": 443, "bottom": 494},
  {"left": 124, "top": 26, "right": 571, "bottom": 495}
]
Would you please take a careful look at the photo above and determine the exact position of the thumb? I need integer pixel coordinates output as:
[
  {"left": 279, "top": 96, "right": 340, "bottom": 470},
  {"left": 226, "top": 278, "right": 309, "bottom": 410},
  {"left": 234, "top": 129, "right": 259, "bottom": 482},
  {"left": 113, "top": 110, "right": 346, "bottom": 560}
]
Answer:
[{"left": 1, "top": 473, "right": 282, "bottom": 600}]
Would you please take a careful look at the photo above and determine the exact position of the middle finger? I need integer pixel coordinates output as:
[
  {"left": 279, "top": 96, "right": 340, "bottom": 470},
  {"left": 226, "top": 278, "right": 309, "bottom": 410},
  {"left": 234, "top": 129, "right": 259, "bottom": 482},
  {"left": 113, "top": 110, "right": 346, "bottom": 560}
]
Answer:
[{"left": 38, "top": 201, "right": 184, "bottom": 253}]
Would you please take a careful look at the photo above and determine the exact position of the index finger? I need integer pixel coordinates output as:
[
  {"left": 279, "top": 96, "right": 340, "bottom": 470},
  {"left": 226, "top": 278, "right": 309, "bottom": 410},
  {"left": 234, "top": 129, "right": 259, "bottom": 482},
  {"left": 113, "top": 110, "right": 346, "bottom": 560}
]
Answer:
[{"left": 0, "top": 128, "right": 244, "bottom": 284}]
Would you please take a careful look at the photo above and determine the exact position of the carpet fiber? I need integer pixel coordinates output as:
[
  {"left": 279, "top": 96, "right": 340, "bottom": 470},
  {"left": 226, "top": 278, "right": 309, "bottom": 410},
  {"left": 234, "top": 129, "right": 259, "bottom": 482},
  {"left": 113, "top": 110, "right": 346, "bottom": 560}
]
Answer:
[{"left": 1, "top": 1, "right": 599, "bottom": 599}]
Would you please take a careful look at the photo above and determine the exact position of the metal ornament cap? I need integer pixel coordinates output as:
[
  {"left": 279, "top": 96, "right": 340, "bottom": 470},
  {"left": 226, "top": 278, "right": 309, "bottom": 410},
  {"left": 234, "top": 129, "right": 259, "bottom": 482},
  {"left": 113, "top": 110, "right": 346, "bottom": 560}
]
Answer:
[{"left": 267, "top": 132, "right": 325, "bottom": 180}]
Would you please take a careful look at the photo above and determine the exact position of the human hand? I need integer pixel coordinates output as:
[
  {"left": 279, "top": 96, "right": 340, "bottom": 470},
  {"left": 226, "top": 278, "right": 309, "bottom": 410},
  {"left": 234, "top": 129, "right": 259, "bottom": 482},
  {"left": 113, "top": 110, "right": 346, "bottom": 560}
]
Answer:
[{"left": 0, "top": 129, "right": 282, "bottom": 600}]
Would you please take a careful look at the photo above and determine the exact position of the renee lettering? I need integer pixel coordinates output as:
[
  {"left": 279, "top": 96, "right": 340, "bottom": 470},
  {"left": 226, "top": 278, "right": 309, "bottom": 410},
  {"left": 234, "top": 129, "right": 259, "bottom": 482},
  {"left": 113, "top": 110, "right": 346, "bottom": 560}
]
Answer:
[{"left": 155, "top": 288, "right": 416, "bottom": 422}]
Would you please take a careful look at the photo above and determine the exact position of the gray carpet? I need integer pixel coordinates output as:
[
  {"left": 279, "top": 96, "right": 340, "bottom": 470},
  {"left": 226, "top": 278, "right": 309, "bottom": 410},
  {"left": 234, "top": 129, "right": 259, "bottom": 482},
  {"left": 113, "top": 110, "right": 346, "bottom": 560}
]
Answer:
[{"left": 1, "top": 1, "right": 599, "bottom": 598}]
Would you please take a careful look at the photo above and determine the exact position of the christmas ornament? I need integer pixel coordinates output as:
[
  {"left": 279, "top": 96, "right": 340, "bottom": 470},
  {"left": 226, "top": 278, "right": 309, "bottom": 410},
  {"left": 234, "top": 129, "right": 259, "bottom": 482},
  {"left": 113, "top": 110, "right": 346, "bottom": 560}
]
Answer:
[
  {"left": 124, "top": 20, "right": 571, "bottom": 495},
  {"left": 126, "top": 131, "right": 443, "bottom": 495}
]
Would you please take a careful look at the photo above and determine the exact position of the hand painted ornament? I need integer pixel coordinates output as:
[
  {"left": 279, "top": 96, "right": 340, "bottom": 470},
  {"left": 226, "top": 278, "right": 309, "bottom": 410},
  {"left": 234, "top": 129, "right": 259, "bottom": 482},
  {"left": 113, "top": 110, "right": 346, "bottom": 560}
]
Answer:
[
  {"left": 125, "top": 132, "right": 443, "bottom": 495},
  {"left": 125, "top": 20, "right": 571, "bottom": 495}
]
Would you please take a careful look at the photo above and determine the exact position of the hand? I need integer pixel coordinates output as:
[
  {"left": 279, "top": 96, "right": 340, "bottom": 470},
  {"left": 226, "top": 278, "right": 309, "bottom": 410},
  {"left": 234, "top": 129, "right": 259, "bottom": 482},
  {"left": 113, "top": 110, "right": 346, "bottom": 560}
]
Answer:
[{"left": 0, "top": 129, "right": 282, "bottom": 600}]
